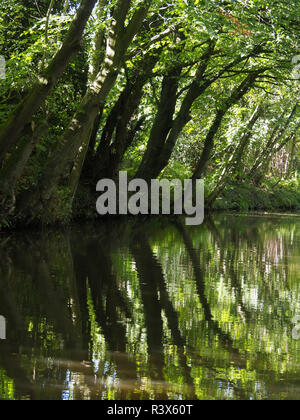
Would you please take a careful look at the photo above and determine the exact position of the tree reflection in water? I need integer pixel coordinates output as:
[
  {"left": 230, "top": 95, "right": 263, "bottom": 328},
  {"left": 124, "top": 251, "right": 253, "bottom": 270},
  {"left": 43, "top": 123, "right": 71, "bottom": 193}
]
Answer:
[{"left": 0, "top": 214, "right": 299, "bottom": 400}]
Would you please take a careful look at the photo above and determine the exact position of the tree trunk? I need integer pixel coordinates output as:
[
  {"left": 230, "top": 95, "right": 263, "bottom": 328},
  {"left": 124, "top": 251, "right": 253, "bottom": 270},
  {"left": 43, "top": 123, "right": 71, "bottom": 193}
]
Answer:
[
  {"left": 207, "top": 104, "right": 263, "bottom": 205},
  {"left": 257, "top": 127, "right": 299, "bottom": 184},
  {"left": 135, "top": 43, "right": 263, "bottom": 181},
  {"left": 135, "top": 67, "right": 183, "bottom": 180},
  {"left": 0, "top": 0, "right": 98, "bottom": 164},
  {"left": 0, "top": 120, "right": 48, "bottom": 194},
  {"left": 248, "top": 103, "right": 298, "bottom": 182},
  {"left": 38, "top": 0, "right": 151, "bottom": 204},
  {"left": 193, "top": 72, "right": 260, "bottom": 180},
  {"left": 89, "top": 51, "right": 160, "bottom": 182}
]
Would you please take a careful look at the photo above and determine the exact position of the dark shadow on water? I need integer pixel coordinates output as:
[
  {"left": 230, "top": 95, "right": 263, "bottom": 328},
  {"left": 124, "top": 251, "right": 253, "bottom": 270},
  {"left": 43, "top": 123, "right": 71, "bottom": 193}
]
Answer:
[{"left": 0, "top": 214, "right": 299, "bottom": 400}]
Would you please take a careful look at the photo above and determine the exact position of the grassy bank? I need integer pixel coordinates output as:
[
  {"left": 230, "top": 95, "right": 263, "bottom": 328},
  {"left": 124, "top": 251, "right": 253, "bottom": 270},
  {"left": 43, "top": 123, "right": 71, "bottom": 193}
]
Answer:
[{"left": 214, "top": 180, "right": 300, "bottom": 212}]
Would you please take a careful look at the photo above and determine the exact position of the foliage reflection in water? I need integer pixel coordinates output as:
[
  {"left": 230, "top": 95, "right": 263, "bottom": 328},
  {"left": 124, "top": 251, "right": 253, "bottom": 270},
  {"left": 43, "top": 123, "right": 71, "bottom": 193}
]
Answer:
[{"left": 0, "top": 214, "right": 300, "bottom": 400}]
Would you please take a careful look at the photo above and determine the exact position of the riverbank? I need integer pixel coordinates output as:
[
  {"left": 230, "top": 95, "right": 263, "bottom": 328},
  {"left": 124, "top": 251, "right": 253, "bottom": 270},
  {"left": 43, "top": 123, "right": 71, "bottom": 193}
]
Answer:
[
  {"left": 213, "top": 181, "right": 300, "bottom": 212},
  {"left": 1, "top": 180, "right": 299, "bottom": 232}
]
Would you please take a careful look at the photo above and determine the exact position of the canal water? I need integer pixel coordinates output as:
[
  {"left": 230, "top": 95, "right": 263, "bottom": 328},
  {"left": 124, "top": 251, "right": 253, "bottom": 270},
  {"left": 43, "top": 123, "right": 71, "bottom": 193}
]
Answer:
[{"left": 0, "top": 214, "right": 299, "bottom": 400}]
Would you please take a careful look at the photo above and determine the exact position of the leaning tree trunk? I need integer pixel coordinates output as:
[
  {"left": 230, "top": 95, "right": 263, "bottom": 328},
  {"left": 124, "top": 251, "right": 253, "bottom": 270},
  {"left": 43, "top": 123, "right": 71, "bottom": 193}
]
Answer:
[
  {"left": 0, "top": 0, "right": 98, "bottom": 165},
  {"left": 78, "top": 48, "right": 161, "bottom": 191},
  {"left": 135, "top": 66, "right": 183, "bottom": 181},
  {"left": 37, "top": 0, "right": 152, "bottom": 206},
  {"left": 207, "top": 104, "right": 263, "bottom": 205},
  {"left": 89, "top": 79, "right": 147, "bottom": 182},
  {"left": 0, "top": 120, "right": 49, "bottom": 195},
  {"left": 248, "top": 103, "right": 298, "bottom": 183},
  {"left": 256, "top": 125, "right": 300, "bottom": 185},
  {"left": 192, "top": 71, "right": 261, "bottom": 180},
  {"left": 286, "top": 133, "right": 298, "bottom": 177},
  {"left": 134, "top": 41, "right": 217, "bottom": 181},
  {"left": 67, "top": 0, "right": 108, "bottom": 198},
  {"left": 135, "top": 43, "right": 263, "bottom": 181}
]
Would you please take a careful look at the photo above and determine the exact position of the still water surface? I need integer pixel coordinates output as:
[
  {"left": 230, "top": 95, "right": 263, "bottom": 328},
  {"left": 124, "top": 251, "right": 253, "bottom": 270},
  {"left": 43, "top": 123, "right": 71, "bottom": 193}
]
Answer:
[{"left": 0, "top": 214, "right": 300, "bottom": 400}]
